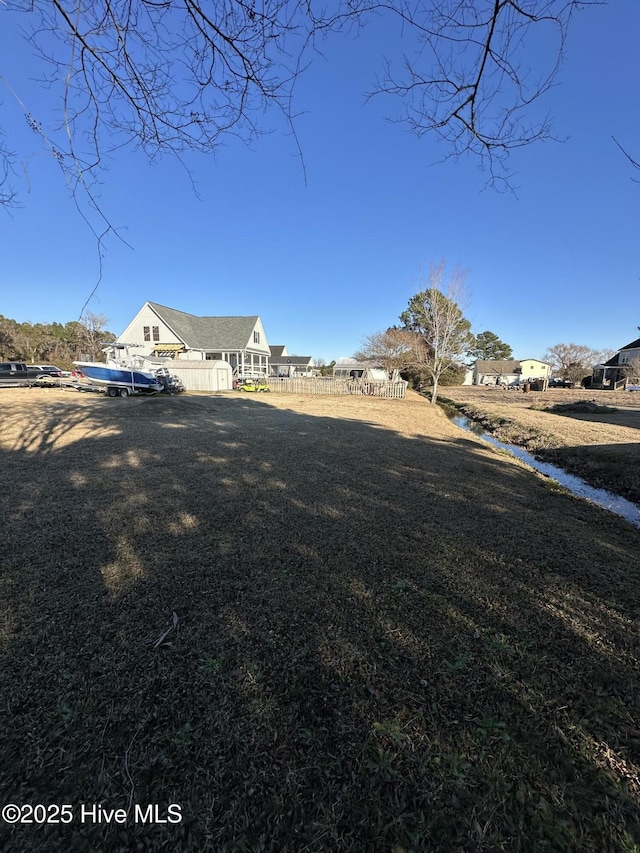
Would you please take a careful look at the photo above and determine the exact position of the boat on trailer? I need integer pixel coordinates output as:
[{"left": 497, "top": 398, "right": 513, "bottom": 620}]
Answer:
[{"left": 74, "top": 344, "right": 166, "bottom": 397}]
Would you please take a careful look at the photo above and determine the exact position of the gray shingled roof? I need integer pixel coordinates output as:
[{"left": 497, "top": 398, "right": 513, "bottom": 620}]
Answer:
[
  {"left": 270, "top": 345, "right": 287, "bottom": 358},
  {"left": 270, "top": 356, "right": 313, "bottom": 366},
  {"left": 148, "top": 302, "right": 260, "bottom": 350},
  {"left": 475, "top": 360, "right": 522, "bottom": 374}
]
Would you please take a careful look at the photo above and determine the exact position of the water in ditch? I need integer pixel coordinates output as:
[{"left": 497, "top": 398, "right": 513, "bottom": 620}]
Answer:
[{"left": 442, "top": 407, "right": 640, "bottom": 530}]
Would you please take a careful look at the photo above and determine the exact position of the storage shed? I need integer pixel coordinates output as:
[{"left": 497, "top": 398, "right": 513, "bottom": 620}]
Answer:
[{"left": 164, "top": 359, "right": 233, "bottom": 392}]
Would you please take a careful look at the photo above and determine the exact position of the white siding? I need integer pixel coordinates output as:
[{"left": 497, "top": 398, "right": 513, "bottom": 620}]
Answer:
[
  {"left": 620, "top": 347, "right": 640, "bottom": 364},
  {"left": 247, "top": 317, "right": 271, "bottom": 357},
  {"left": 166, "top": 360, "right": 233, "bottom": 392},
  {"left": 118, "top": 304, "right": 182, "bottom": 350},
  {"left": 520, "top": 360, "right": 550, "bottom": 378}
]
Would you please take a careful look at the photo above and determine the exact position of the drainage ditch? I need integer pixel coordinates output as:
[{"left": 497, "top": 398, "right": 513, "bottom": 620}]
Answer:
[{"left": 439, "top": 404, "right": 640, "bottom": 530}]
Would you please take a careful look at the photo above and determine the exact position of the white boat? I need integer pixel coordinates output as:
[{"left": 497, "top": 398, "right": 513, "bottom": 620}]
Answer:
[{"left": 74, "top": 344, "right": 166, "bottom": 396}]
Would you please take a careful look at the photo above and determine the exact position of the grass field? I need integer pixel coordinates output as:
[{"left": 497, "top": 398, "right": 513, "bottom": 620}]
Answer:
[
  {"left": 1, "top": 387, "right": 639, "bottom": 852},
  {"left": 439, "top": 386, "right": 640, "bottom": 505}
]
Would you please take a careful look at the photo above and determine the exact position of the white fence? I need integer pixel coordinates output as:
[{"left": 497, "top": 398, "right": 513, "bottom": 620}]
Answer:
[{"left": 266, "top": 377, "right": 408, "bottom": 398}]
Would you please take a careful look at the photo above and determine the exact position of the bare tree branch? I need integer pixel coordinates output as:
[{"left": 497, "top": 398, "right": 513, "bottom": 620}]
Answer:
[
  {"left": 355, "top": 327, "right": 416, "bottom": 374},
  {"left": 613, "top": 136, "right": 640, "bottom": 183},
  {"left": 370, "top": 0, "right": 601, "bottom": 190},
  {"left": 0, "top": 0, "right": 606, "bottom": 207}
]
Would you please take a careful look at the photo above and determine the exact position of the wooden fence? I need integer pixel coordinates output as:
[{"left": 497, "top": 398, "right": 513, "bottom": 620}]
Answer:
[{"left": 266, "top": 377, "right": 408, "bottom": 398}]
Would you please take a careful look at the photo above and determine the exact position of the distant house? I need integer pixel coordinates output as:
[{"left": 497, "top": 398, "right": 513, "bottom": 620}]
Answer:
[
  {"left": 519, "top": 359, "right": 552, "bottom": 382},
  {"left": 469, "top": 358, "right": 551, "bottom": 386},
  {"left": 333, "top": 357, "right": 378, "bottom": 379},
  {"left": 333, "top": 357, "right": 398, "bottom": 382},
  {"left": 269, "top": 345, "right": 288, "bottom": 361},
  {"left": 117, "top": 302, "right": 270, "bottom": 377},
  {"left": 269, "top": 345, "right": 315, "bottom": 377},
  {"left": 592, "top": 336, "right": 640, "bottom": 389}
]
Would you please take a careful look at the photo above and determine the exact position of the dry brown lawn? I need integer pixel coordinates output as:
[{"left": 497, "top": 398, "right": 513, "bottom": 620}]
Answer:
[
  {"left": 440, "top": 386, "right": 640, "bottom": 503},
  {"left": 1, "top": 387, "right": 639, "bottom": 853}
]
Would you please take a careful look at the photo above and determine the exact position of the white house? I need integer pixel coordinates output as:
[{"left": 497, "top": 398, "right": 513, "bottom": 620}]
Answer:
[
  {"left": 269, "top": 345, "right": 315, "bottom": 377},
  {"left": 469, "top": 358, "right": 551, "bottom": 386},
  {"left": 519, "top": 359, "right": 552, "bottom": 382},
  {"left": 118, "top": 302, "right": 270, "bottom": 377}
]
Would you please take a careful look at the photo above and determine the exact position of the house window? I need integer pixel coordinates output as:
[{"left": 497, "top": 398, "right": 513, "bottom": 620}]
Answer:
[
  {"left": 254, "top": 331, "right": 260, "bottom": 344},
  {"left": 152, "top": 326, "right": 160, "bottom": 341},
  {"left": 143, "top": 326, "right": 150, "bottom": 342}
]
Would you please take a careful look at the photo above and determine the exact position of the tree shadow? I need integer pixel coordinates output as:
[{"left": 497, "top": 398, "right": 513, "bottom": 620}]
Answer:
[
  {"left": 1, "top": 393, "right": 639, "bottom": 853},
  {"left": 543, "top": 406, "right": 640, "bottom": 432},
  {"left": 537, "top": 440, "right": 640, "bottom": 506}
]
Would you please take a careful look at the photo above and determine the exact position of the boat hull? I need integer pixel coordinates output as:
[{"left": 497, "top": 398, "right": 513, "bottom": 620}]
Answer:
[{"left": 74, "top": 362, "right": 164, "bottom": 392}]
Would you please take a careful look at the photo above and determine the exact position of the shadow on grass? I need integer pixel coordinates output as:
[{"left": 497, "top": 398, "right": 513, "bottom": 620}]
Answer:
[
  {"left": 543, "top": 407, "right": 640, "bottom": 433},
  {"left": 1, "top": 393, "right": 639, "bottom": 853},
  {"left": 537, "top": 441, "right": 640, "bottom": 506}
]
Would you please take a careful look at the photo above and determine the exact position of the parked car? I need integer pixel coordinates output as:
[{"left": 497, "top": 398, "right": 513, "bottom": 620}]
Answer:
[
  {"left": 0, "top": 361, "right": 31, "bottom": 386},
  {"left": 32, "top": 364, "right": 63, "bottom": 377},
  {"left": 549, "top": 377, "right": 573, "bottom": 388}
]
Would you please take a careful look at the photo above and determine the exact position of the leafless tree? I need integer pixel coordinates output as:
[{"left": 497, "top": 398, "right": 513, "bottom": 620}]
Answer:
[
  {"left": 543, "top": 342, "right": 600, "bottom": 385},
  {"left": 593, "top": 347, "right": 616, "bottom": 366},
  {"left": 77, "top": 311, "right": 115, "bottom": 360},
  {"left": 355, "top": 327, "right": 415, "bottom": 375}
]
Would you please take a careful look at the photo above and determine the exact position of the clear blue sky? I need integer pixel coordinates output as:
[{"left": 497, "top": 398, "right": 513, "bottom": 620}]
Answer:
[{"left": 1, "top": 1, "right": 638, "bottom": 362}]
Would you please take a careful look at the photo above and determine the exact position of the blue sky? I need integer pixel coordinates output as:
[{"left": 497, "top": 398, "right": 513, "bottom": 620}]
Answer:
[{"left": 1, "top": 1, "right": 639, "bottom": 363}]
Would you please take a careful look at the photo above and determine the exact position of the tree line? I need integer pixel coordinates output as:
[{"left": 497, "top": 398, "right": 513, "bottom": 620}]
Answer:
[{"left": 0, "top": 312, "right": 115, "bottom": 368}]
